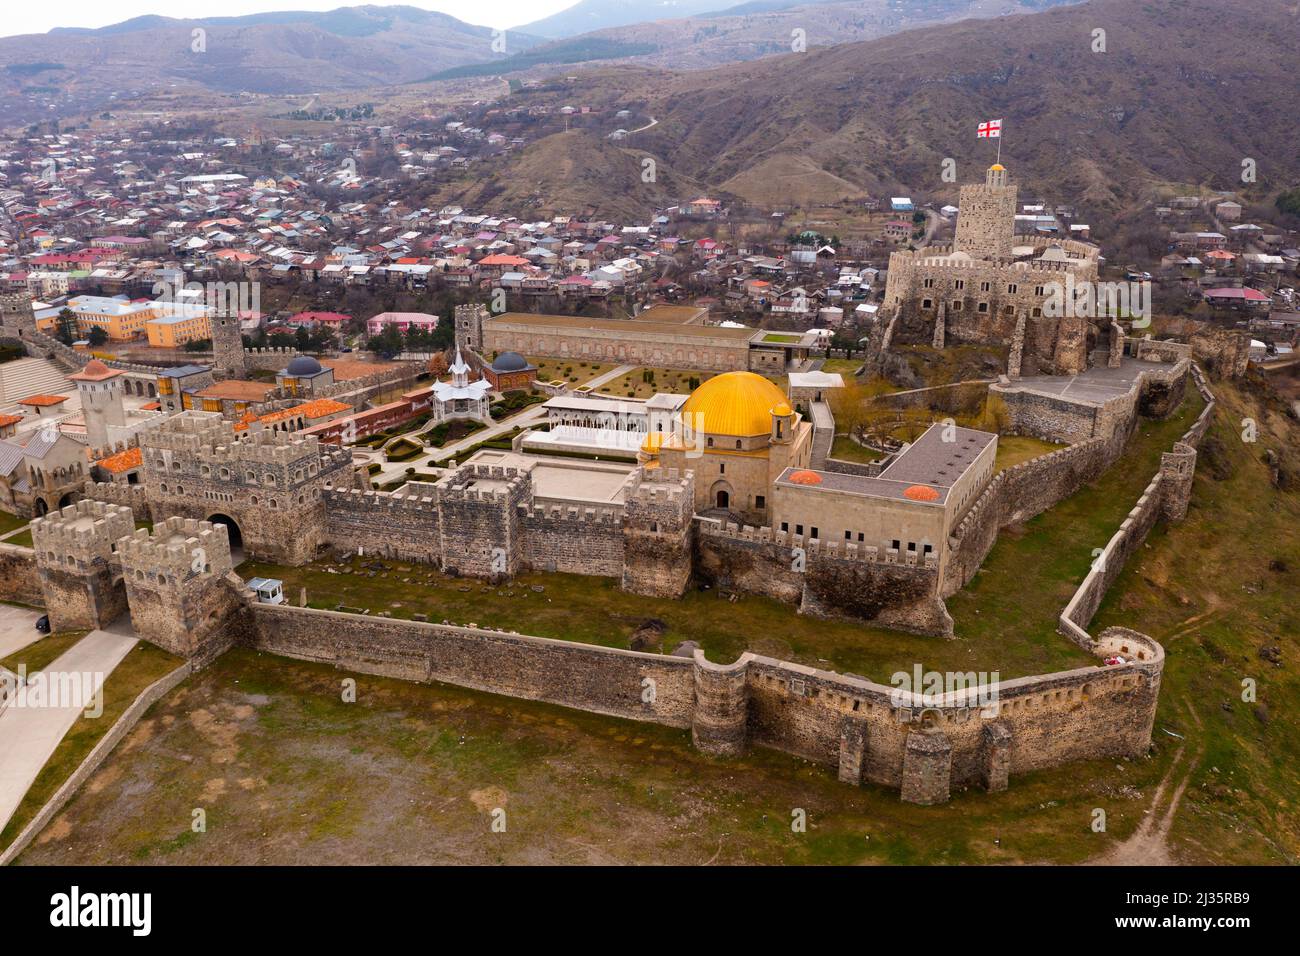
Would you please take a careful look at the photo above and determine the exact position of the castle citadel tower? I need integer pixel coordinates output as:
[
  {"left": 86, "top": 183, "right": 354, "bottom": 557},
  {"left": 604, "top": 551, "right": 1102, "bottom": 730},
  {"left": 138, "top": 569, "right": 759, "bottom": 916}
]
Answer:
[
  {"left": 954, "top": 164, "right": 1017, "bottom": 260},
  {"left": 211, "top": 312, "right": 246, "bottom": 379}
]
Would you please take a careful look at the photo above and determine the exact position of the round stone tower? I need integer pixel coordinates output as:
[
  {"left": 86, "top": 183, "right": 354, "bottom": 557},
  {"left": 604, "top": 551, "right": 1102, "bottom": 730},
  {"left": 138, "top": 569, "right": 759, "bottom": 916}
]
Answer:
[{"left": 68, "top": 359, "right": 126, "bottom": 452}]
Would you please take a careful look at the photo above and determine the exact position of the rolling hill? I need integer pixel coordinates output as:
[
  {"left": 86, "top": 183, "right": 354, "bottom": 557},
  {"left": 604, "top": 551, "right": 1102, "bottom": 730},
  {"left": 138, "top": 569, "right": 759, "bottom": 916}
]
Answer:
[
  {"left": 0, "top": 6, "right": 543, "bottom": 123},
  {"left": 518, "top": 0, "right": 745, "bottom": 38},
  {"left": 439, "top": 0, "right": 1076, "bottom": 78},
  {"left": 491, "top": 0, "right": 1300, "bottom": 215}
]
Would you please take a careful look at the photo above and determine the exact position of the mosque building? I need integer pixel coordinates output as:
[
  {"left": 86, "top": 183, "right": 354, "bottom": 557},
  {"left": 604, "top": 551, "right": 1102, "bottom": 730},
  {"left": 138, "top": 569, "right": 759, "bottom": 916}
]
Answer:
[{"left": 640, "top": 370, "right": 814, "bottom": 525}]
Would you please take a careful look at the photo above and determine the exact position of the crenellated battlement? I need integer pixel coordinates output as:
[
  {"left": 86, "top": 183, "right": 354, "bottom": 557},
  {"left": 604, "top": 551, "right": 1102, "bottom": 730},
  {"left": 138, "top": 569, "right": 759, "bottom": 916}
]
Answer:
[
  {"left": 31, "top": 500, "right": 135, "bottom": 566},
  {"left": 440, "top": 463, "right": 532, "bottom": 504},
  {"left": 626, "top": 466, "right": 692, "bottom": 504},
  {"left": 118, "top": 517, "right": 234, "bottom": 581},
  {"left": 520, "top": 503, "right": 623, "bottom": 526},
  {"left": 323, "top": 486, "right": 438, "bottom": 512}
]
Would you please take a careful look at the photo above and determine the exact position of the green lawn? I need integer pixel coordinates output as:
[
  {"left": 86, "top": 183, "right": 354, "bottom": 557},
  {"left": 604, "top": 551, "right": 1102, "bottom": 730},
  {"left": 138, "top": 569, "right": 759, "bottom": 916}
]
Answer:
[
  {"left": 948, "top": 389, "right": 1205, "bottom": 649},
  {"left": 994, "top": 435, "right": 1064, "bottom": 472},
  {"left": 0, "top": 630, "right": 88, "bottom": 677},
  {"left": 0, "top": 511, "right": 29, "bottom": 536},
  {"left": 0, "top": 640, "right": 182, "bottom": 849},
  {"left": 595, "top": 367, "right": 714, "bottom": 399},
  {"left": 525, "top": 356, "right": 617, "bottom": 386},
  {"left": 820, "top": 358, "right": 864, "bottom": 377},
  {"left": 829, "top": 435, "right": 884, "bottom": 463}
]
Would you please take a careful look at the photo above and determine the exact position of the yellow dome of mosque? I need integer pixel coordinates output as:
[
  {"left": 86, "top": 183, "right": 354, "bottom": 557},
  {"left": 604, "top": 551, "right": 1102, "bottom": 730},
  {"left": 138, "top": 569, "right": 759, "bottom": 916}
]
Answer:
[{"left": 679, "top": 371, "right": 790, "bottom": 437}]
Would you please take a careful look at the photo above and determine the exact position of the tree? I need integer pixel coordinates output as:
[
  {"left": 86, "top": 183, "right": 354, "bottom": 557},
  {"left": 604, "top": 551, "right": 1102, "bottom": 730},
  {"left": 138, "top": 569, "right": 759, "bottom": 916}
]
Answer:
[
  {"left": 367, "top": 325, "right": 404, "bottom": 358},
  {"left": 86, "top": 327, "right": 109, "bottom": 347},
  {"left": 56, "top": 308, "right": 78, "bottom": 344},
  {"left": 828, "top": 378, "right": 873, "bottom": 441},
  {"left": 307, "top": 326, "right": 337, "bottom": 352}
]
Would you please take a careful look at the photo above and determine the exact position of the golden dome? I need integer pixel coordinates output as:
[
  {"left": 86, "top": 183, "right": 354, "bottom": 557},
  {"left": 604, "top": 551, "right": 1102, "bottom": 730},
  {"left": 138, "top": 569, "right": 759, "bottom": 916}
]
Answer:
[
  {"left": 680, "top": 371, "right": 790, "bottom": 437},
  {"left": 640, "top": 432, "right": 665, "bottom": 454},
  {"left": 990, "top": 163, "right": 1005, "bottom": 171},
  {"left": 789, "top": 470, "right": 822, "bottom": 485},
  {"left": 771, "top": 401, "right": 793, "bottom": 417}
]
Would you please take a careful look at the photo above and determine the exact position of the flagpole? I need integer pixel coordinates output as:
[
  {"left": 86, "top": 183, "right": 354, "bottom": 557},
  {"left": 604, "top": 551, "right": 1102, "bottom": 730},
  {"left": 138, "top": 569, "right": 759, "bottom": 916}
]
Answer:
[{"left": 996, "top": 119, "right": 1003, "bottom": 165}]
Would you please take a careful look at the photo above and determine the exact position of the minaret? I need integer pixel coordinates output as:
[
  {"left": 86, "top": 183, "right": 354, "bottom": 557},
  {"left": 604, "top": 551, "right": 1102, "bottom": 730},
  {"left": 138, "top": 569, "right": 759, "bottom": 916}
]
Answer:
[
  {"left": 954, "top": 163, "right": 1017, "bottom": 260},
  {"left": 68, "top": 359, "right": 126, "bottom": 452}
]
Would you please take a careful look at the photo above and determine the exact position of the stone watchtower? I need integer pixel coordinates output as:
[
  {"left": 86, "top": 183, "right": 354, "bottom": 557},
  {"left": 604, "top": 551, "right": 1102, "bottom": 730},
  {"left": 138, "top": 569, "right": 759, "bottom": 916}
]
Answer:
[
  {"left": 954, "top": 164, "right": 1017, "bottom": 261},
  {"left": 621, "top": 466, "right": 695, "bottom": 597},
  {"left": 437, "top": 463, "right": 530, "bottom": 582},
  {"left": 0, "top": 291, "right": 37, "bottom": 341},
  {"left": 454, "top": 303, "right": 488, "bottom": 352},
  {"left": 68, "top": 359, "right": 126, "bottom": 453},
  {"left": 118, "top": 517, "right": 245, "bottom": 664},
  {"left": 1160, "top": 441, "right": 1197, "bottom": 521},
  {"left": 31, "top": 500, "right": 136, "bottom": 632},
  {"left": 210, "top": 311, "right": 246, "bottom": 379}
]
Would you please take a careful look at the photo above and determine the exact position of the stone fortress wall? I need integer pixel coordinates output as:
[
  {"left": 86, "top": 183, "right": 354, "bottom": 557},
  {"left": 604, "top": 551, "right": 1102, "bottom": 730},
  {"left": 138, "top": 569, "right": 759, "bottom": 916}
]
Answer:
[
  {"left": 879, "top": 236, "right": 1102, "bottom": 377},
  {"left": 940, "top": 356, "right": 1192, "bottom": 597},
  {"left": 1059, "top": 363, "right": 1216, "bottom": 645},
  {"left": 7, "top": 360, "right": 1214, "bottom": 804},
  {"left": 319, "top": 464, "right": 695, "bottom": 598},
  {"left": 694, "top": 520, "right": 951, "bottom": 636},
  {"left": 121, "top": 411, "right": 354, "bottom": 566},
  {"left": 240, "top": 601, "right": 1161, "bottom": 806}
]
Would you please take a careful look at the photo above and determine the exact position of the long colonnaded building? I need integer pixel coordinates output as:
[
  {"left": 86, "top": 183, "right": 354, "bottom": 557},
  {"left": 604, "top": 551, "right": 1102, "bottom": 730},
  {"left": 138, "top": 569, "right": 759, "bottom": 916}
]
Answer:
[{"left": 457, "top": 303, "right": 823, "bottom": 373}]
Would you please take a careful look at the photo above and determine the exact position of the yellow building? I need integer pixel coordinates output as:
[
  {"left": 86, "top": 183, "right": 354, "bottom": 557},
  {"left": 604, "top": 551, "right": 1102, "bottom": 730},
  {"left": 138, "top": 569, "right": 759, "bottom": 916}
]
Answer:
[
  {"left": 66, "top": 295, "right": 158, "bottom": 341},
  {"left": 648, "top": 370, "right": 813, "bottom": 524},
  {"left": 146, "top": 312, "right": 212, "bottom": 348}
]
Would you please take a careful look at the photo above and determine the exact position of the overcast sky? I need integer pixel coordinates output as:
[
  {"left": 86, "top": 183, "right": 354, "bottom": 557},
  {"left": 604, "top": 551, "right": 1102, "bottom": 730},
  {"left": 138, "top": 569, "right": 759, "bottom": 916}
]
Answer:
[{"left": 0, "top": 1, "right": 578, "bottom": 38}]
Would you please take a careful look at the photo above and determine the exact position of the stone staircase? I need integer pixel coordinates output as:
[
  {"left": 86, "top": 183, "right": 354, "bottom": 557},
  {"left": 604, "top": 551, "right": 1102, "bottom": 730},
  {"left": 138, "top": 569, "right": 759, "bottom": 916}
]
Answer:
[{"left": 0, "top": 357, "right": 76, "bottom": 413}]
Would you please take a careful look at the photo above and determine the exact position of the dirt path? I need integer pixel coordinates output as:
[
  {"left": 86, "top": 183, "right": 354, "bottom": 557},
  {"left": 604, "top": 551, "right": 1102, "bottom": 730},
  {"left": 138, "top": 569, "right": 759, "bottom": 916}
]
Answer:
[{"left": 1086, "top": 703, "right": 1201, "bottom": 866}]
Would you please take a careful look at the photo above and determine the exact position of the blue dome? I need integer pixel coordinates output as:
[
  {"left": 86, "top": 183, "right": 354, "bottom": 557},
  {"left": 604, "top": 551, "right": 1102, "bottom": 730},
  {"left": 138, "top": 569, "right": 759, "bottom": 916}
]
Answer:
[
  {"left": 286, "top": 355, "right": 323, "bottom": 376},
  {"left": 492, "top": 351, "right": 529, "bottom": 372}
]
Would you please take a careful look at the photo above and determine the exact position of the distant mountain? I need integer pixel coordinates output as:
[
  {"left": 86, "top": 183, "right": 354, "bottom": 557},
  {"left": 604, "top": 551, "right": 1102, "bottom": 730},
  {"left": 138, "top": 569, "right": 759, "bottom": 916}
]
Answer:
[
  {"left": 436, "top": 0, "right": 1071, "bottom": 79},
  {"left": 482, "top": 0, "right": 1300, "bottom": 215},
  {"left": 518, "top": 0, "right": 743, "bottom": 39},
  {"left": 0, "top": 5, "right": 543, "bottom": 121}
]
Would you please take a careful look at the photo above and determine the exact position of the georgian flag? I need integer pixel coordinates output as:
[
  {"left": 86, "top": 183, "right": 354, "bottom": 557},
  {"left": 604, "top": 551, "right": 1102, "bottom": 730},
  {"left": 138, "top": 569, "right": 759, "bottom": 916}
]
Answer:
[{"left": 977, "top": 119, "right": 1003, "bottom": 138}]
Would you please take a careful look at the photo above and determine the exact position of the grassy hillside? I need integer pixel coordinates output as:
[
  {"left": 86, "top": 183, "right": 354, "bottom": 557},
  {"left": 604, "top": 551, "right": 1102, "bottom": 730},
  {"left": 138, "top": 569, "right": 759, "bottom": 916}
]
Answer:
[
  {"left": 1089, "top": 376, "right": 1300, "bottom": 863},
  {"left": 493, "top": 0, "right": 1300, "bottom": 213}
]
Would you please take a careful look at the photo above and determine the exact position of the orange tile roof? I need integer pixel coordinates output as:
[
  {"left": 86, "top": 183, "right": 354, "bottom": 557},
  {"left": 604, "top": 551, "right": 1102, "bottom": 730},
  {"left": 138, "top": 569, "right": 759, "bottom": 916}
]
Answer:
[
  {"left": 95, "top": 445, "right": 143, "bottom": 474},
  {"left": 233, "top": 398, "right": 353, "bottom": 431},
  {"left": 0, "top": 414, "right": 22, "bottom": 427},
  {"left": 195, "top": 380, "right": 276, "bottom": 401},
  {"left": 321, "top": 358, "right": 396, "bottom": 382},
  {"left": 17, "top": 394, "right": 68, "bottom": 407},
  {"left": 260, "top": 398, "right": 351, "bottom": 424}
]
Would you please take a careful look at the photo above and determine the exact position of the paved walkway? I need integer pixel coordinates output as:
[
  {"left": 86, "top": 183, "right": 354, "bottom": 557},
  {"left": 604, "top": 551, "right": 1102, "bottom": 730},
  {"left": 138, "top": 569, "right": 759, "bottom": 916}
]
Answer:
[
  {"left": 1001, "top": 356, "right": 1154, "bottom": 404},
  {"left": 370, "top": 364, "right": 635, "bottom": 484},
  {"left": 0, "top": 604, "right": 44, "bottom": 659},
  {"left": 0, "top": 623, "right": 137, "bottom": 834}
]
